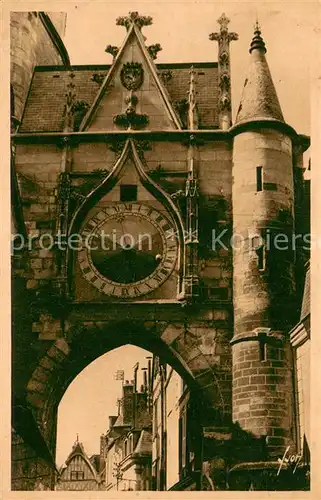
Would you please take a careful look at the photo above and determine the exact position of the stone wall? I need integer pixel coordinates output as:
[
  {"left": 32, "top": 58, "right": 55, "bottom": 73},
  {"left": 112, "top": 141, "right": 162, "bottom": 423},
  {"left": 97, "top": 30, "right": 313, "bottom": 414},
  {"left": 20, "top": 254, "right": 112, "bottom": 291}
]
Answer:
[
  {"left": 231, "top": 127, "right": 296, "bottom": 458},
  {"left": 12, "top": 430, "right": 54, "bottom": 490},
  {"left": 232, "top": 129, "right": 295, "bottom": 334},
  {"left": 10, "top": 12, "right": 67, "bottom": 125},
  {"left": 231, "top": 338, "right": 294, "bottom": 457}
]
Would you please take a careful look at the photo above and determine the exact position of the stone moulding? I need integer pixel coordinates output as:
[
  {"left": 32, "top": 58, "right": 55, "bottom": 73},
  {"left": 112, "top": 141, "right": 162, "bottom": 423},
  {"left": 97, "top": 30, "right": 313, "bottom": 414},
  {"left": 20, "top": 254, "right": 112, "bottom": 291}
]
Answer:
[
  {"left": 12, "top": 130, "right": 234, "bottom": 146},
  {"left": 230, "top": 329, "right": 284, "bottom": 346}
]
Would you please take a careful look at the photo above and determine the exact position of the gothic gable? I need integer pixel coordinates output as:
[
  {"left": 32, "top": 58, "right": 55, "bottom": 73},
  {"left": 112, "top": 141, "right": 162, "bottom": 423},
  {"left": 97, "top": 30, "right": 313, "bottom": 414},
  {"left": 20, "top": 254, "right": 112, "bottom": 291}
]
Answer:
[{"left": 80, "top": 23, "right": 182, "bottom": 131}]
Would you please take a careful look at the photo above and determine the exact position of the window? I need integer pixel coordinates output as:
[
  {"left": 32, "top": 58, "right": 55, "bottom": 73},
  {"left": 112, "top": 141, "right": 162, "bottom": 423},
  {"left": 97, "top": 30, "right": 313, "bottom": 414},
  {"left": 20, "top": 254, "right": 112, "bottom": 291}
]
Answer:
[
  {"left": 256, "top": 245, "right": 265, "bottom": 271},
  {"left": 259, "top": 337, "right": 267, "bottom": 361},
  {"left": 70, "top": 471, "right": 84, "bottom": 480},
  {"left": 208, "top": 287, "right": 229, "bottom": 301},
  {"left": 120, "top": 184, "right": 137, "bottom": 202},
  {"left": 256, "top": 166, "right": 263, "bottom": 192},
  {"left": 251, "top": 235, "right": 262, "bottom": 250}
]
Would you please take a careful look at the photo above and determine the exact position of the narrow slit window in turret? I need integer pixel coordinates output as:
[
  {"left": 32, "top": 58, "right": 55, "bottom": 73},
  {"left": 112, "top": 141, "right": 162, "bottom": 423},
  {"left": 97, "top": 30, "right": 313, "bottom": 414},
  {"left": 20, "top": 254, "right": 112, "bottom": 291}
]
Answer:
[{"left": 256, "top": 166, "right": 263, "bottom": 191}]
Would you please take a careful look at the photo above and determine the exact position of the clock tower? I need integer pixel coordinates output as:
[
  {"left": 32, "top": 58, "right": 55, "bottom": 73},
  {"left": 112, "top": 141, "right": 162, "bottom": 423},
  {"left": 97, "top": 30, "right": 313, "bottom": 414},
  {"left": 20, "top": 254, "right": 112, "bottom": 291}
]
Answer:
[
  {"left": 11, "top": 10, "right": 310, "bottom": 491},
  {"left": 75, "top": 141, "right": 181, "bottom": 301}
]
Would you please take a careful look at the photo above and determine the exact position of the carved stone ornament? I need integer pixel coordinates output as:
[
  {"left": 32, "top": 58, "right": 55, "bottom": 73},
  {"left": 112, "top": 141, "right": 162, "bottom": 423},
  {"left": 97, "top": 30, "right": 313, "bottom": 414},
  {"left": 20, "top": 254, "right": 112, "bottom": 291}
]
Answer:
[
  {"left": 120, "top": 62, "right": 144, "bottom": 91},
  {"left": 159, "top": 70, "right": 172, "bottom": 84},
  {"left": 113, "top": 112, "right": 149, "bottom": 129},
  {"left": 116, "top": 11, "right": 153, "bottom": 31},
  {"left": 105, "top": 45, "right": 119, "bottom": 58},
  {"left": 147, "top": 43, "right": 162, "bottom": 60},
  {"left": 219, "top": 96, "right": 231, "bottom": 112},
  {"left": 109, "top": 139, "right": 127, "bottom": 159},
  {"left": 219, "top": 73, "right": 230, "bottom": 90},
  {"left": 91, "top": 73, "right": 106, "bottom": 85}
]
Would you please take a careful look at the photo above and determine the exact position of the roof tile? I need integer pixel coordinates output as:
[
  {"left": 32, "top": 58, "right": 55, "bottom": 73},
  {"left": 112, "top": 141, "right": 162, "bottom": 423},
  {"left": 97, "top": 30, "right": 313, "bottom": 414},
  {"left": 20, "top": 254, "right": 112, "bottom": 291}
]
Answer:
[{"left": 20, "top": 63, "right": 219, "bottom": 132}]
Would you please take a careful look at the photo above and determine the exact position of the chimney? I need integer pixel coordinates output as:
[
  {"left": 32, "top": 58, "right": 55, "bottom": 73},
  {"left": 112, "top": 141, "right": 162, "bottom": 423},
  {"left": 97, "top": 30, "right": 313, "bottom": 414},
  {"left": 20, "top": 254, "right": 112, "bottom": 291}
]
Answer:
[
  {"left": 122, "top": 380, "right": 134, "bottom": 425},
  {"left": 109, "top": 415, "right": 117, "bottom": 429}
]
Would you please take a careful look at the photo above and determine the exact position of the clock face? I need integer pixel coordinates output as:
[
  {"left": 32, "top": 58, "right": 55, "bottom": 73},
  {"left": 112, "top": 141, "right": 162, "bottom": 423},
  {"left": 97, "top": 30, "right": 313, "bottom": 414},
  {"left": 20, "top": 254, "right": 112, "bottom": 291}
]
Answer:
[{"left": 78, "top": 203, "right": 179, "bottom": 298}]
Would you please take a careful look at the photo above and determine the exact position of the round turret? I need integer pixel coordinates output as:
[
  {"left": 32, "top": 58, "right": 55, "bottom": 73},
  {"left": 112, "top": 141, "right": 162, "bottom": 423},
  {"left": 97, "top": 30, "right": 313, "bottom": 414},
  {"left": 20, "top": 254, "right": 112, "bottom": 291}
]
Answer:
[{"left": 230, "top": 24, "right": 297, "bottom": 459}]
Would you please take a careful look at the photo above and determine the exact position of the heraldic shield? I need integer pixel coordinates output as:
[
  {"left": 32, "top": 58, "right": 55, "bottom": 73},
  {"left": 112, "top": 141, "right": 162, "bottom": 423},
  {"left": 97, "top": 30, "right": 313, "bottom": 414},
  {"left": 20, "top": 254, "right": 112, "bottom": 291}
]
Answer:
[{"left": 120, "top": 62, "right": 144, "bottom": 91}]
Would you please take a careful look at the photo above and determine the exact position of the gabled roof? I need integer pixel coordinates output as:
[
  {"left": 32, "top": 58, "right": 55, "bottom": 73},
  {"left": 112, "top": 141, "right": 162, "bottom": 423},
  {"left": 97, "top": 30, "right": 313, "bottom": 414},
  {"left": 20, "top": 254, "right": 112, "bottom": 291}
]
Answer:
[
  {"left": 235, "top": 24, "right": 284, "bottom": 125},
  {"left": 60, "top": 439, "right": 98, "bottom": 478},
  {"left": 80, "top": 22, "right": 182, "bottom": 131}
]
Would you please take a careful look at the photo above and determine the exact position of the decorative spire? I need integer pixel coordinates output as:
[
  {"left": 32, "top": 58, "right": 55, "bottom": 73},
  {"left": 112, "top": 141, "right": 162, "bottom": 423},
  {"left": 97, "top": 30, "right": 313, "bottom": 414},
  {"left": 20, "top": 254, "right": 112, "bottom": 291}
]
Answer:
[
  {"left": 249, "top": 19, "right": 267, "bottom": 54},
  {"left": 187, "top": 66, "right": 198, "bottom": 130},
  {"left": 116, "top": 11, "right": 153, "bottom": 31},
  {"left": 209, "top": 13, "right": 238, "bottom": 130},
  {"left": 72, "top": 434, "right": 79, "bottom": 450},
  {"left": 209, "top": 13, "right": 238, "bottom": 43},
  {"left": 234, "top": 22, "right": 284, "bottom": 125}
]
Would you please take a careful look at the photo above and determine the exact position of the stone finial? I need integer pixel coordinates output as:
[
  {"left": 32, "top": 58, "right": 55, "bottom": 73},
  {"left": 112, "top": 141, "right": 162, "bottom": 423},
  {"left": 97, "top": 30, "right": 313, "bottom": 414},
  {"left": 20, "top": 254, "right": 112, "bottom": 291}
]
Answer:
[
  {"left": 72, "top": 433, "right": 79, "bottom": 449},
  {"left": 187, "top": 66, "right": 199, "bottom": 130},
  {"left": 116, "top": 11, "right": 153, "bottom": 31},
  {"left": 209, "top": 13, "right": 238, "bottom": 129},
  {"left": 249, "top": 20, "right": 267, "bottom": 54},
  {"left": 209, "top": 13, "right": 238, "bottom": 43}
]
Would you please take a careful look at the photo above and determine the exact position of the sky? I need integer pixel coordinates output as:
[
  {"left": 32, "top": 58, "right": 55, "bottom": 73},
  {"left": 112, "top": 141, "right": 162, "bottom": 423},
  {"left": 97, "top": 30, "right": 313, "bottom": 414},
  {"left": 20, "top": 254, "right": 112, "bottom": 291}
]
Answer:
[
  {"left": 61, "top": 0, "right": 320, "bottom": 135},
  {"left": 55, "top": 1, "right": 317, "bottom": 466},
  {"left": 56, "top": 345, "right": 152, "bottom": 465}
]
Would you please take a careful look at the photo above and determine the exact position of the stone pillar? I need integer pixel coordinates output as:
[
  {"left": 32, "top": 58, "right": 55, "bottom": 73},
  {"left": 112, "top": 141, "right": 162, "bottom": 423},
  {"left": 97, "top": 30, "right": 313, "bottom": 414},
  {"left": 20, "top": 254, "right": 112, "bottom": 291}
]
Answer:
[
  {"left": 209, "top": 13, "right": 238, "bottom": 130},
  {"left": 134, "top": 464, "right": 143, "bottom": 490}
]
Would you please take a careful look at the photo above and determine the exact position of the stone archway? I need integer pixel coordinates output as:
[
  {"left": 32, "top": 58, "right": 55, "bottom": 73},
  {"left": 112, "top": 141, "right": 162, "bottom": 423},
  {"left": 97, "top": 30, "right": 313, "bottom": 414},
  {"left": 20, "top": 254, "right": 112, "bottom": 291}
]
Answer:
[
  {"left": 26, "top": 315, "right": 231, "bottom": 440},
  {"left": 13, "top": 305, "right": 232, "bottom": 490},
  {"left": 26, "top": 320, "right": 193, "bottom": 437}
]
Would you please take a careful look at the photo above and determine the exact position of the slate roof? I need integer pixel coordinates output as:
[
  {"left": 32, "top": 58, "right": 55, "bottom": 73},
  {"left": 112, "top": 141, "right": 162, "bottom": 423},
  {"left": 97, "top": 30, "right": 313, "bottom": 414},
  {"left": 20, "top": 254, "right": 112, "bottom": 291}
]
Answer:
[
  {"left": 90, "top": 454, "right": 100, "bottom": 473},
  {"left": 133, "top": 429, "right": 152, "bottom": 455},
  {"left": 19, "top": 62, "right": 219, "bottom": 133},
  {"left": 235, "top": 28, "right": 284, "bottom": 125}
]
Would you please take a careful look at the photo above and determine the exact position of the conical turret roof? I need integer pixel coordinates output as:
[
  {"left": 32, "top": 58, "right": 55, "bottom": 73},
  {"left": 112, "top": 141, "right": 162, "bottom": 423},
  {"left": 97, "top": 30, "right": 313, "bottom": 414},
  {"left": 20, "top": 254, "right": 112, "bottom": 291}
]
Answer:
[{"left": 235, "top": 22, "right": 284, "bottom": 125}]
